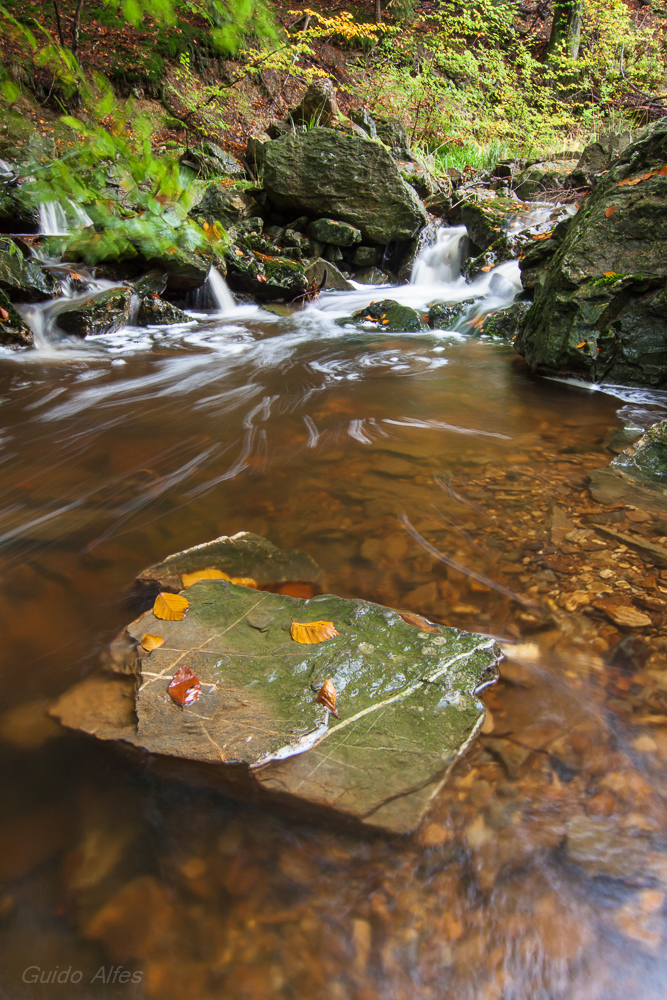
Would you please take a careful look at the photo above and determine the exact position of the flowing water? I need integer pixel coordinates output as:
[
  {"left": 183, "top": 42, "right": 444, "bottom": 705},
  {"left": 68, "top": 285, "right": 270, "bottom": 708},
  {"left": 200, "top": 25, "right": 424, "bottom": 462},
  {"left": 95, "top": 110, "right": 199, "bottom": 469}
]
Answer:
[{"left": 1, "top": 227, "right": 667, "bottom": 1000}]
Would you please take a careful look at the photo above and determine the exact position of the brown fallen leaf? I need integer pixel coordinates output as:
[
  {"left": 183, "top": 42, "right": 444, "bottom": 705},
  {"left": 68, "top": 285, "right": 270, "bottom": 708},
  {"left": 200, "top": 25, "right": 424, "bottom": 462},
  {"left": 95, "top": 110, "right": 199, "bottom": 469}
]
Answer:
[
  {"left": 290, "top": 619, "right": 339, "bottom": 644},
  {"left": 153, "top": 592, "right": 189, "bottom": 621},
  {"left": 141, "top": 634, "right": 165, "bottom": 651},
  {"left": 396, "top": 610, "right": 442, "bottom": 633},
  {"left": 605, "top": 205, "right": 617, "bottom": 218},
  {"left": 168, "top": 665, "right": 201, "bottom": 707},
  {"left": 317, "top": 677, "right": 339, "bottom": 717}
]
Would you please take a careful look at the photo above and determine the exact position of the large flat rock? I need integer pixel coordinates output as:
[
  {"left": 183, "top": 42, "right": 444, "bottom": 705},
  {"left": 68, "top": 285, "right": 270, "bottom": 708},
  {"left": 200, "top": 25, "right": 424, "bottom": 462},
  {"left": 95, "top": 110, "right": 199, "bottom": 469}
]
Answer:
[{"left": 52, "top": 573, "right": 500, "bottom": 834}]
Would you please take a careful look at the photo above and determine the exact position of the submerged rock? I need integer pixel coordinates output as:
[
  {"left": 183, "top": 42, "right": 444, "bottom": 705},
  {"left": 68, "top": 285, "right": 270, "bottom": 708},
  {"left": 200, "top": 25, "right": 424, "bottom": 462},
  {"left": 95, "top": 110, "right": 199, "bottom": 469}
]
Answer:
[
  {"left": 589, "top": 420, "right": 667, "bottom": 514},
  {"left": 0, "top": 288, "right": 33, "bottom": 345},
  {"left": 51, "top": 536, "right": 500, "bottom": 835},
  {"left": 515, "top": 120, "right": 667, "bottom": 387},
  {"left": 262, "top": 128, "right": 429, "bottom": 245},
  {"left": 56, "top": 288, "right": 132, "bottom": 338}
]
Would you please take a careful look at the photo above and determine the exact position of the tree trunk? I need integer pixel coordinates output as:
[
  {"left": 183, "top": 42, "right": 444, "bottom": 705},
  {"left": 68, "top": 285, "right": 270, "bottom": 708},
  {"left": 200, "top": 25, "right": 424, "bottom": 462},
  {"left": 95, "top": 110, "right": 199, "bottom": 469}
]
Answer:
[
  {"left": 52, "top": 0, "right": 65, "bottom": 47},
  {"left": 71, "top": 0, "right": 85, "bottom": 56},
  {"left": 546, "top": 0, "right": 582, "bottom": 60},
  {"left": 375, "top": 0, "right": 382, "bottom": 24}
]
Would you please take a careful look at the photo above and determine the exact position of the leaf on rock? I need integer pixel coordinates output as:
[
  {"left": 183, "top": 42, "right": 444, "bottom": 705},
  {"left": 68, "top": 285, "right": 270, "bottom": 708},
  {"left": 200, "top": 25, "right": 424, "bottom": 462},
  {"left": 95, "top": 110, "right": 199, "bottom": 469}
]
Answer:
[
  {"left": 605, "top": 205, "right": 617, "bottom": 218},
  {"left": 317, "top": 677, "right": 339, "bottom": 717},
  {"left": 153, "top": 592, "right": 189, "bottom": 621},
  {"left": 576, "top": 341, "right": 587, "bottom": 349},
  {"left": 168, "top": 665, "right": 201, "bottom": 707},
  {"left": 141, "top": 633, "right": 165, "bottom": 651},
  {"left": 182, "top": 568, "right": 258, "bottom": 589},
  {"left": 396, "top": 610, "right": 442, "bottom": 633},
  {"left": 182, "top": 568, "right": 227, "bottom": 588},
  {"left": 290, "top": 619, "right": 339, "bottom": 644},
  {"left": 0, "top": 307, "right": 8, "bottom": 320}
]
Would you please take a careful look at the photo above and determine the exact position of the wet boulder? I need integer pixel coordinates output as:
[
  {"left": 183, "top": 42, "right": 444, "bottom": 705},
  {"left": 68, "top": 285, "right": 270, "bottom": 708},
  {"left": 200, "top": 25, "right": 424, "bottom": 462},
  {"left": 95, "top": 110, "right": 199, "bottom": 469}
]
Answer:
[
  {"left": 64, "top": 235, "right": 213, "bottom": 293},
  {"left": 55, "top": 287, "right": 132, "bottom": 339},
  {"left": 576, "top": 130, "right": 637, "bottom": 176},
  {"left": 513, "top": 158, "right": 578, "bottom": 200},
  {"left": 480, "top": 300, "right": 531, "bottom": 341},
  {"left": 134, "top": 295, "right": 190, "bottom": 326},
  {"left": 304, "top": 258, "right": 355, "bottom": 292},
  {"left": 426, "top": 298, "right": 477, "bottom": 330},
  {"left": 181, "top": 143, "right": 245, "bottom": 180},
  {"left": 225, "top": 237, "right": 308, "bottom": 301},
  {"left": 460, "top": 197, "right": 534, "bottom": 251},
  {"left": 0, "top": 288, "right": 33, "bottom": 346},
  {"left": 0, "top": 238, "right": 58, "bottom": 301},
  {"left": 308, "top": 218, "right": 361, "bottom": 247},
  {"left": 515, "top": 119, "right": 667, "bottom": 387},
  {"left": 354, "top": 266, "right": 391, "bottom": 286},
  {"left": 261, "top": 128, "right": 429, "bottom": 245},
  {"left": 462, "top": 231, "right": 533, "bottom": 281},
  {"left": 346, "top": 298, "right": 428, "bottom": 333},
  {"left": 189, "top": 184, "right": 263, "bottom": 233},
  {"left": 51, "top": 538, "right": 500, "bottom": 835}
]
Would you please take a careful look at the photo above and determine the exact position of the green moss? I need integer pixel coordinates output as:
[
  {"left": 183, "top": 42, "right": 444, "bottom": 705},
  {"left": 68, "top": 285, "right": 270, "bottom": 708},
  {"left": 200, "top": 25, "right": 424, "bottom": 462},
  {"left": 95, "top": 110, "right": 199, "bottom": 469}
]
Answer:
[{"left": 591, "top": 272, "right": 627, "bottom": 286}]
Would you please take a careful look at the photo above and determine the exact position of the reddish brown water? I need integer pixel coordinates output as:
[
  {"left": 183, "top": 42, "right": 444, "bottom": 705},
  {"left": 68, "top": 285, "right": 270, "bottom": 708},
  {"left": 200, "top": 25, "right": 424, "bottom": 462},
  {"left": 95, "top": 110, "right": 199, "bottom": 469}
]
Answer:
[{"left": 1, "top": 303, "right": 667, "bottom": 1000}]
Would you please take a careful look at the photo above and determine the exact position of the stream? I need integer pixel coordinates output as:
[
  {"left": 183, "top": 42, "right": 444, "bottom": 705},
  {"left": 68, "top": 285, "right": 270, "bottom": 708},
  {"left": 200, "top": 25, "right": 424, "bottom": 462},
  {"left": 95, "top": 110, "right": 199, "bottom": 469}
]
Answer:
[{"left": 1, "top": 225, "right": 667, "bottom": 999}]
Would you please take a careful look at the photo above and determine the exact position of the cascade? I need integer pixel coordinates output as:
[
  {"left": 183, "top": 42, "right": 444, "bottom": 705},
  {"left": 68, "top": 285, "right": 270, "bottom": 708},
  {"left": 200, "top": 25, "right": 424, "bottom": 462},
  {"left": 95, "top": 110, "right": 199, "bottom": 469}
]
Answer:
[
  {"left": 411, "top": 226, "right": 468, "bottom": 285},
  {"left": 38, "top": 200, "right": 93, "bottom": 236},
  {"left": 200, "top": 268, "right": 236, "bottom": 313}
]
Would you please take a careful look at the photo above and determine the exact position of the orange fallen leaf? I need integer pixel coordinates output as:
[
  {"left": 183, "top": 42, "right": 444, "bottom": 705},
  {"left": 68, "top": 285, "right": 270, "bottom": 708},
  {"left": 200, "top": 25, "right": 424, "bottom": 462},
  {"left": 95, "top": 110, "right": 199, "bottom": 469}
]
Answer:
[
  {"left": 182, "top": 568, "right": 227, "bottom": 588},
  {"left": 660, "top": 165, "right": 667, "bottom": 175},
  {"left": 290, "top": 619, "right": 339, "bottom": 644},
  {"left": 480, "top": 265, "right": 493, "bottom": 272},
  {"left": 256, "top": 274, "right": 267, "bottom": 283},
  {"left": 168, "top": 665, "right": 201, "bottom": 707},
  {"left": 603, "top": 271, "right": 617, "bottom": 277},
  {"left": 141, "top": 633, "right": 165, "bottom": 651},
  {"left": 317, "top": 677, "right": 339, "bottom": 717},
  {"left": 605, "top": 205, "right": 616, "bottom": 218},
  {"left": 576, "top": 341, "right": 587, "bottom": 349},
  {"left": 0, "top": 307, "right": 8, "bottom": 320},
  {"left": 532, "top": 231, "right": 553, "bottom": 241},
  {"left": 153, "top": 592, "right": 189, "bottom": 621},
  {"left": 396, "top": 610, "right": 442, "bottom": 633}
]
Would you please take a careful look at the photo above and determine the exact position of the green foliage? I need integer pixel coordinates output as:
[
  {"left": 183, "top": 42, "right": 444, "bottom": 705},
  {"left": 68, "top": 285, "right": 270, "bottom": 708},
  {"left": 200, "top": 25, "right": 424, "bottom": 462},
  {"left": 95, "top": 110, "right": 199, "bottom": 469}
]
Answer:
[{"left": 14, "top": 105, "right": 226, "bottom": 264}]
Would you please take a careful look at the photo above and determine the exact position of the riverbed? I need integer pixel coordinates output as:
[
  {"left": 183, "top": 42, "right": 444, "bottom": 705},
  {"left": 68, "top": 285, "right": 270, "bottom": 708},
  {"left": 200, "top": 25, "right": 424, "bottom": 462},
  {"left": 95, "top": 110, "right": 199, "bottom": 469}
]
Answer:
[{"left": 1, "top": 239, "right": 667, "bottom": 999}]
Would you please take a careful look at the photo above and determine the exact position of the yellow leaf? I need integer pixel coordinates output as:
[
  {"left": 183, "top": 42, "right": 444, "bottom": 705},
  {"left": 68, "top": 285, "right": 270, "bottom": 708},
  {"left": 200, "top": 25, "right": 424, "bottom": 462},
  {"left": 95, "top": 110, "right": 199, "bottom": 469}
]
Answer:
[
  {"left": 141, "top": 633, "right": 165, "bottom": 651},
  {"left": 182, "top": 568, "right": 258, "bottom": 589},
  {"left": 290, "top": 619, "right": 339, "bottom": 644},
  {"left": 153, "top": 592, "right": 189, "bottom": 621},
  {"left": 317, "top": 677, "right": 339, "bottom": 717},
  {"left": 603, "top": 271, "right": 616, "bottom": 277},
  {"left": 182, "top": 568, "right": 228, "bottom": 588},
  {"left": 576, "top": 341, "right": 587, "bottom": 349}
]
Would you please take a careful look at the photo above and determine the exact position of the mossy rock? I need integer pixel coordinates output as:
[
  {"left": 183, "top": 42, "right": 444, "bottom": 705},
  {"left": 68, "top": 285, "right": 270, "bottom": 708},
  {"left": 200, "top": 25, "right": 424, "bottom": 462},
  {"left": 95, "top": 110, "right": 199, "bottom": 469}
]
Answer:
[
  {"left": 225, "top": 237, "right": 308, "bottom": 301},
  {"left": 480, "top": 300, "right": 531, "bottom": 342},
  {"left": 345, "top": 298, "right": 428, "bottom": 333},
  {"left": 134, "top": 295, "right": 190, "bottom": 327},
  {"left": 308, "top": 218, "right": 361, "bottom": 247},
  {"left": 55, "top": 288, "right": 132, "bottom": 339},
  {"left": 52, "top": 552, "right": 500, "bottom": 834},
  {"left": 516, "top": 119, "right": 667, "bottom": 387},
  {"left": 426, "top": 298, "right": 477, "bottom": 330},
  {"left": 0, "top": 288, "right": 33, "bottom": 346},
  {"left": 611, "top": 420, "right": 667, "bottom": 484},
  {"left": 0, "top": 238, "right": 58, "bottom": 302}
]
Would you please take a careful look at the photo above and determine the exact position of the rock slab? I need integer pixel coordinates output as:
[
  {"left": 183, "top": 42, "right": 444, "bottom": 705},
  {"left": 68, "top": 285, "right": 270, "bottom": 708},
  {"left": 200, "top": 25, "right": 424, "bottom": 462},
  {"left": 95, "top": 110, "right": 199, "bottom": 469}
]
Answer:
[{"left": 52, "top": 546, "right": 499, "bottom": 834}]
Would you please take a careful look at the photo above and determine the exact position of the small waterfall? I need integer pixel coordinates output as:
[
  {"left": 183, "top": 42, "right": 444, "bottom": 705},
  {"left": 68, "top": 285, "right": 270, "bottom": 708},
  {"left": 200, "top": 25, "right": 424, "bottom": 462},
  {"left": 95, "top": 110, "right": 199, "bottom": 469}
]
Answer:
[
  {"left": 411, "top": 226, "right": 467, "bottom": 285},
  {"left": 38, "top": 200, "right": 93, "bottom": 236},
  {"left": 207, "top": 268, "right": 236, "bottom": 313}
]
